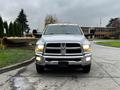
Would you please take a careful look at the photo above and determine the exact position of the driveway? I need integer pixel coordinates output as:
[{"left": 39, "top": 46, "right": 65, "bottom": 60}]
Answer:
[{"left": 0, "top": 41, "right": 120, "bottom": 90}]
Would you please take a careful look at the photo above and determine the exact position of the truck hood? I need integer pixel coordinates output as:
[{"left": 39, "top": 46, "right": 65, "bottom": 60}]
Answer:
[{"left": 37, "top": 35, "right": 90, "bottom": 44}]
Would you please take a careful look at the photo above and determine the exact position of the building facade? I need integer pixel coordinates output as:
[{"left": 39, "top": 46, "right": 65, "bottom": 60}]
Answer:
[{"left": 81, "top": 27, "right": 116, "bottom": 38}]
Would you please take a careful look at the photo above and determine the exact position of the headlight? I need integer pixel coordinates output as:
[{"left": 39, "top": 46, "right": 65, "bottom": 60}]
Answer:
[
  {"left": 36, "top": 57, "right": 42, "bottom": 61},
  {"left": 35, "top": 44, "right": 44, "bottom": 52},
  {"left": 83, "top": 45, "right": 92, "bottom": 52}
]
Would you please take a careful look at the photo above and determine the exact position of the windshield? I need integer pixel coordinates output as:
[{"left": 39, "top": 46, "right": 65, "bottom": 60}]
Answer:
[{"left": 44, "top": 25, "right": 83, "bottom": 35}]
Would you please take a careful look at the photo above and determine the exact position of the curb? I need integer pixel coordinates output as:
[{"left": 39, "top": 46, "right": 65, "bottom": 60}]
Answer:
[{"left": 0, "top": 57, "right": 35, "bottom": 74}]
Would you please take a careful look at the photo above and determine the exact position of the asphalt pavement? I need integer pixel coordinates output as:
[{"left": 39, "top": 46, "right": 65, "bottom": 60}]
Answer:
[{"left": 0, "top": 41, "right": 120, "bottom": 90}]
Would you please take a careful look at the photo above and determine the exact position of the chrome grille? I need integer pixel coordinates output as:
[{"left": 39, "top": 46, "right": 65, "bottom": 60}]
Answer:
[{"left": 44, "top": 43, "right": 82, "bottom": 55}]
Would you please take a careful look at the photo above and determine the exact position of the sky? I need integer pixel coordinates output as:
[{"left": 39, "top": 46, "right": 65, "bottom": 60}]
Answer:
[{"left": 0, "top": 0, "right": 120, "bottom": 31}]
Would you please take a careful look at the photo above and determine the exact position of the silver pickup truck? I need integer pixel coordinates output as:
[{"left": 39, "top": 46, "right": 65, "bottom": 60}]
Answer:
[{"left": 35, "top": 24, "right": 92, "bottom": 73}]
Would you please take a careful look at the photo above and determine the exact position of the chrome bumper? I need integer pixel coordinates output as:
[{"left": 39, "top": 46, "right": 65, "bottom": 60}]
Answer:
[{"left": 36, "top": 53, "right": 92, "bottom": 66}]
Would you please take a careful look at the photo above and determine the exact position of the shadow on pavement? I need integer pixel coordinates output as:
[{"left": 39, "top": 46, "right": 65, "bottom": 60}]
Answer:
[{"left": 37, "top": 69, "right": 89, "bottom": 78}]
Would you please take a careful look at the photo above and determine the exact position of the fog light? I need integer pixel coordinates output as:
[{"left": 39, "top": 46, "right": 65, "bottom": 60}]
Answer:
[
  {"left": 86, "top": 57, "right": 91, "bottom": 61},
  {"left": 36, "top": 57, "right": 41, "bottom": 61}
]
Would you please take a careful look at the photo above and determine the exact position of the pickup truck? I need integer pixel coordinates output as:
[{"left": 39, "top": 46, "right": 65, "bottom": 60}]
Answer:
[{"left": 35, "top": 24, "right": 92, "bottom": 73}]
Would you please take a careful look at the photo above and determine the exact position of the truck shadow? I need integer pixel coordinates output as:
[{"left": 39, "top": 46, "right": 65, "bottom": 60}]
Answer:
[{"left": 37, "top": 69, "right": 90, "bottom": 78}]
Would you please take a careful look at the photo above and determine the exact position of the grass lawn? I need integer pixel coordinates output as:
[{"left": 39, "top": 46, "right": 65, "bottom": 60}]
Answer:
[
  {"left": 96, "top": 40, "right": 120, "bottom": 47},
  {"left": 0, "top": 47, "right": 34, "bottom": 68}
]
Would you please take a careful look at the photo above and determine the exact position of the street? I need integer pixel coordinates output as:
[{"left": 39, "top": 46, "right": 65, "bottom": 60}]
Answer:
[{"left": 0, "top": 41, "right": 120, "bottom": 90}]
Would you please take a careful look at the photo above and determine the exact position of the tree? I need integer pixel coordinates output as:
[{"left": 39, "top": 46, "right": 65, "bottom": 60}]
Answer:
[
  {"left": 15, "top": 9, "right": 30, "bottom": 34},
  {"left": 106, "top": 18, "right": 120, "bottom": 27},
  {"left": 44, "top": 15, "right": 58, "bottom": 27},
  {"left": 106, "top": 17, "right": 120, "bottom": 38},
  {"left": 17, "top": 23, "right": 23, "bottom": 37},
  {"left": 13, "top": 22, "right": 18, "bottom": 36},
  {"left": 4, "top": 21, "right": 9, "bottom": 36},
  {"left": 0, "top": 16, "right": 4, "bottom": 38},
  {"left": 9, "top": 22, "right": 14, "bottom": 36}
]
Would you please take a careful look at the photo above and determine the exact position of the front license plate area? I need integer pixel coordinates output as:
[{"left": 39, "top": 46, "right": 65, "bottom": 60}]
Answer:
[{"left": 58, "top": 62, "right": 68, "bottom": 67}]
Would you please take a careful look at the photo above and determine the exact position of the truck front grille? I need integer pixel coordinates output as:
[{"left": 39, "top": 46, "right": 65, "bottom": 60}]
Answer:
[{"left": 44, "top": 43, "right": 82, "bottom": 55}]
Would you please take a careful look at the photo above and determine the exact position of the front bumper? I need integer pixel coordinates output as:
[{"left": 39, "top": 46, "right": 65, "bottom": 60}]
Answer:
[{"left": 35, "top": 53, "right": 92, "bottom": 67}]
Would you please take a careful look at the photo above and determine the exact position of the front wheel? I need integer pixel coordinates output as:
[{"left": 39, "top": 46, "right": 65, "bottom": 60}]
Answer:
[
  {"left": 82, "top": 64, "right": 91, "bottom": 73},
  {"left": 36, "top": 64, "right": 45, "bottom": 73}
]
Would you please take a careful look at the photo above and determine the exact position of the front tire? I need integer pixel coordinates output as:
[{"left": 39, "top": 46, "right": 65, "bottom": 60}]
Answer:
[
  {"left": 36, "top": 64, "right": 45, "bottom": 73},
  {"left": 82, "top": 64, "right": 91, "bottom": 73}
]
